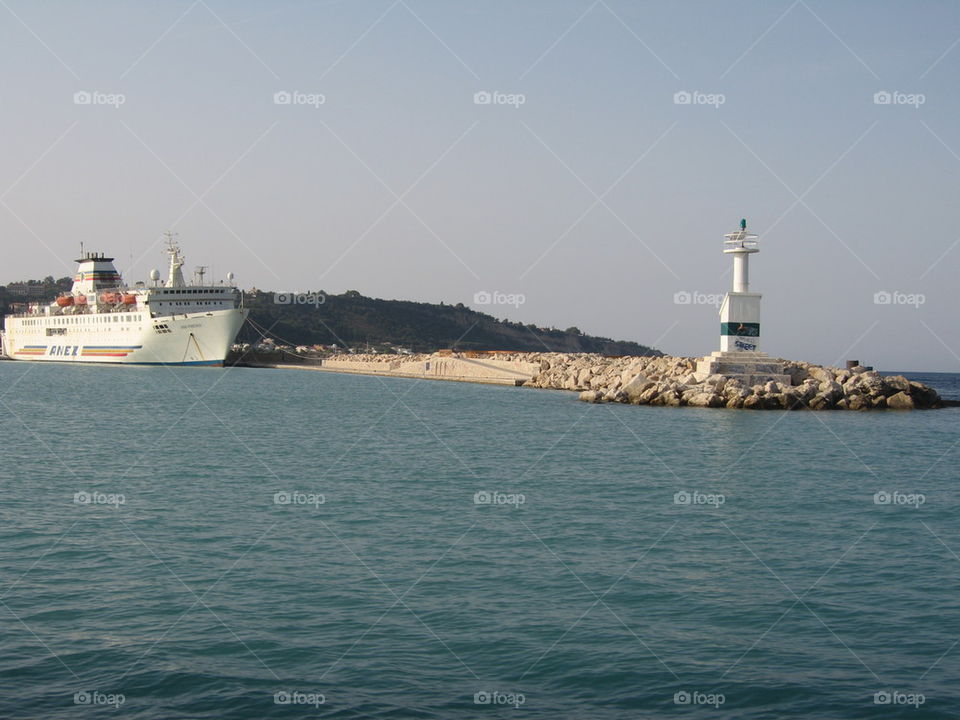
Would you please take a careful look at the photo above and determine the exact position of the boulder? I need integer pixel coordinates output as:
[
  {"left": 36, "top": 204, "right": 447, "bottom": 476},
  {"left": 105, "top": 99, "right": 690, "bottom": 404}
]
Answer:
[
  {"left": 687, "top": 392, "right": 722, "bottom": 408},
  {"left": 794, "top": 383, "right": 817, "bottom": 403},
  {"left": 857, "top": 371, "right": 885, "bottom": 395},
  {"left": 638, "top": 386, "right": 660, "bottom": 404},
  {"left": 886, "top": 391, "right": 915, "bottom": 409},
  {"left": 578, "top": 390, "right": 602, "bottom": 403},
  {"left": 885, "top": 375, "right": 910, "bottom": 392},
  {"left": 847, "top": 395, "right": 869, "bottom": 411},
  {"left": 818, "top": 380, "right": 843, "bottom": 402},
  {"left": 809, "top": 366, "right": 835, "bottom": 383},
  {"left": 909, "top": 382, "right": 941, "bottom": 408},
  {"left": 808, "top": 393, "right": 834, "bottom": 410},
  {"left": 778, "top": 389, "right": 801, "bottom": 410},
  {"left": 784, "top": 364, "right": 811, "bottom": 385},
  {"left": 762, "top": 395, "right": 783, "bottom": 410},
  {"left": 743, "top": 394, "right": 763, "bottom": 409}
]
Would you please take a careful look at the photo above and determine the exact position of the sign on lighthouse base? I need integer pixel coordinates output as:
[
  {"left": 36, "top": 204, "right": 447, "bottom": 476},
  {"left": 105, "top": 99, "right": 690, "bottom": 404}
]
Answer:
[{"left": 719, "top": 292, "right": 762, "bottom": 353}]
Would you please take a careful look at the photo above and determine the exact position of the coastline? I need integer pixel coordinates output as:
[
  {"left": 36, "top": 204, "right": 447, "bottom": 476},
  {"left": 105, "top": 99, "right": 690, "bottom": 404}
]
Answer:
[{"left": 237, "top": 351, "right": 948, "bottom": 410}]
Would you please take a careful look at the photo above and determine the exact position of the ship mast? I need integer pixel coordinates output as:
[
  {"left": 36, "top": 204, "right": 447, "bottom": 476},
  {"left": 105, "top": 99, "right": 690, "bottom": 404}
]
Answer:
[{"left": 163, "top": 231, "right": 186, "bottom": 288}]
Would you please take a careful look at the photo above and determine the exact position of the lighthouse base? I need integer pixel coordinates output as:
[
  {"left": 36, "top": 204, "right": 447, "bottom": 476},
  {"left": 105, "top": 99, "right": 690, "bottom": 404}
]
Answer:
[{"left": 694, "top": 351, "right": 790, "bottom": 386}]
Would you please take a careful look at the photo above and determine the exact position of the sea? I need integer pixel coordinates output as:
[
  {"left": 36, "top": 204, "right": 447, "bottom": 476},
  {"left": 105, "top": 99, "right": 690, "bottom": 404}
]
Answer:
[{"left": 1, "top": 362, "right": 958, "bottom": 719}]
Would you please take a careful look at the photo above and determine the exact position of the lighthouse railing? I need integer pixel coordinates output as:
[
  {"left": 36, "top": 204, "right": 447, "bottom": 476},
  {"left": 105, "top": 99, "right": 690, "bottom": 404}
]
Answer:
[{"left": 723, "top": 231, "right": 758, "bottom": 251}]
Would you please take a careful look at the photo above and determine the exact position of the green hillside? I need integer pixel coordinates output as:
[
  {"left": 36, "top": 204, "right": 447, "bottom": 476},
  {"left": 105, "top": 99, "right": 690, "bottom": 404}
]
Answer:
[{"left": 241, "top": 291, "right": 660, "bottom": 355}]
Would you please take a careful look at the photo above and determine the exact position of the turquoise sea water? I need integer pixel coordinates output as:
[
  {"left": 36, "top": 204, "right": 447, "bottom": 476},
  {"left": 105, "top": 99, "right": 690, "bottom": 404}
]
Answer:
[{"left": 1, "top": 362, "right": 959, "bottom": 719}]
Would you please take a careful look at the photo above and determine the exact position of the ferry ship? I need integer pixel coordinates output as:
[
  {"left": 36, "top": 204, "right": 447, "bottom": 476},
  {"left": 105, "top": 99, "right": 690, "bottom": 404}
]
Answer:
[{"left": 1, "top": 235, "right": 247, "bottom": 366}]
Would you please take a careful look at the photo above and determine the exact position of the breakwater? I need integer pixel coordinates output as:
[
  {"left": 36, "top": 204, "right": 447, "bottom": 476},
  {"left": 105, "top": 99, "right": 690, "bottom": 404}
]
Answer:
[{"left": 262, "top": 351, "right": 944, "bottom": 410}]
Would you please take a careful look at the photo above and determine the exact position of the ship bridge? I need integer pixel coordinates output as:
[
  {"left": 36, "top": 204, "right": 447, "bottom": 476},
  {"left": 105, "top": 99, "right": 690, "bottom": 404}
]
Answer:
[{"left": 71, "top": 253, "right": 122, "bottom": 295}]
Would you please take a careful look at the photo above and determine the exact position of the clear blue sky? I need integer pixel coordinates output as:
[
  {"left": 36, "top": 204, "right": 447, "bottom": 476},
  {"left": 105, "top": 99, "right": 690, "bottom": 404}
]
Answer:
[{"left": 2, "top": 0, "right": 959, "bottom": 370}]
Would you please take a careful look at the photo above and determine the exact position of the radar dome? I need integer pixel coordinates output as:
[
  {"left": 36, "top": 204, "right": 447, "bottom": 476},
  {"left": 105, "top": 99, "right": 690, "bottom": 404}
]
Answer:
[{"left": 149, "top": 269, "right": 160, "bottom": 281}]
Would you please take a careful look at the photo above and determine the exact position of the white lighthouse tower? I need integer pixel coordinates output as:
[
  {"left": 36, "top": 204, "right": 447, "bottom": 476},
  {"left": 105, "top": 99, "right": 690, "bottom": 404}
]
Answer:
[
  {"left": 695, "top": 219, "right": 789, "bottom": 384},
  {"left": 720, "top": 218, "right": 761, "bottom": 352}
]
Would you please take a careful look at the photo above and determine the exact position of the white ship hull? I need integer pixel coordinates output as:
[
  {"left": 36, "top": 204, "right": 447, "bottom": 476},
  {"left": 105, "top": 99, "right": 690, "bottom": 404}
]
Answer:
[{"left": 2, "top": 308, "right": 247, "bottom": 366}]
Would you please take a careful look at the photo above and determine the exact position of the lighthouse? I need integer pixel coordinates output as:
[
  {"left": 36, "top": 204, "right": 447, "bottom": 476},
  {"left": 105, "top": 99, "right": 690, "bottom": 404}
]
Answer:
[
  {"left": 695, "top": 219, "right": 789, "bottom": 384},
  {"left": 720, "top": 218, "right": 761, "bottom": 352}
]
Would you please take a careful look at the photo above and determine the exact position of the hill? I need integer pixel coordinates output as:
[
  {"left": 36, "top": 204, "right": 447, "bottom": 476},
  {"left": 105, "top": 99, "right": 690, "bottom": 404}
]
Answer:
[{"left": 241, "top": 291, "right": 660, "bottom": 355}]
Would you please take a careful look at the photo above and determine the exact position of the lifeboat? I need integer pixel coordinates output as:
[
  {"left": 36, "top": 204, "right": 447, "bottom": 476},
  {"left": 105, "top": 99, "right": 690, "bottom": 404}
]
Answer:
[
  {"left": 75, "top": 295, "right": 88, "bottom": 306},
  {"left": 56, "top": 295, "right": 74, "bottom": 307},
  {"left": 100, "top": 292, "right": 120, "bottom": 304},
  {"left": 121, "top": 294, "right": 137, "bottom": 305}
]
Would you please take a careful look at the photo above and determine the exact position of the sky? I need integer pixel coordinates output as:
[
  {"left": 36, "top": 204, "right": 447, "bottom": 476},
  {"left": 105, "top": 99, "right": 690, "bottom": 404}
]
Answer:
[{"left": 1, "top": 0, "right": 959, "bottom": 370}]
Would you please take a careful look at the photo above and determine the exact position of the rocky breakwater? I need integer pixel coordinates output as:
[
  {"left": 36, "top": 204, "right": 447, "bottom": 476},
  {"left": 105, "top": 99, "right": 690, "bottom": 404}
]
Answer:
[{"left": 523, "top": 354, "right": 943, "bottom": 410}]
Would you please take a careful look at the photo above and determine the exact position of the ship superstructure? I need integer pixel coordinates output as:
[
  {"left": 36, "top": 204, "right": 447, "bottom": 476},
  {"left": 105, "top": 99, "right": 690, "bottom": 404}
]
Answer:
[{"left": 1, "top": 234, "right": 247, "bottom": 365}]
